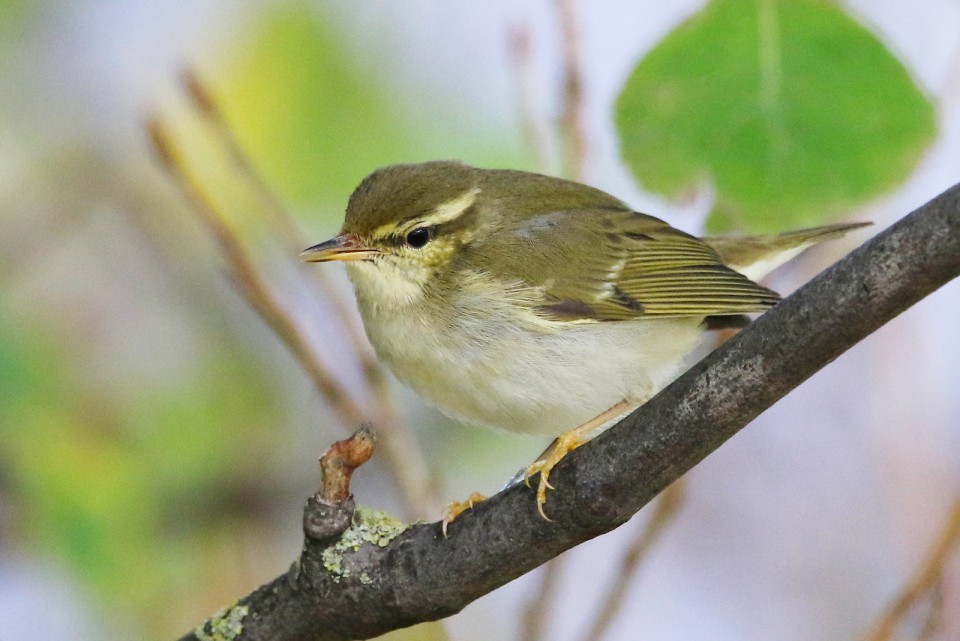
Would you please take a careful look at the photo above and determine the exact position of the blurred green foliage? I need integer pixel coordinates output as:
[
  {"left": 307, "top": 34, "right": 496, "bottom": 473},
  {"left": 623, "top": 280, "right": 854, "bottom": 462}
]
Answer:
[
  {"left": 0, "top": 308, "right": 278, "bottom": 622},
  {"left": 616, "top": 0, "right": 936, "bottom": 232},
  {"left": 216, "top": 7, "right": 421, "bottom": 208},
  {"left": 0, "top": 0, "right": 28, "bottom": 34},
  {"left": 214, "top": 5, "right": 520, "bottom": 214}
]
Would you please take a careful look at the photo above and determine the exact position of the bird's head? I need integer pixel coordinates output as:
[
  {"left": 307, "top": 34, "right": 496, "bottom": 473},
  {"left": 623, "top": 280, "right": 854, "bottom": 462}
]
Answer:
[{"left": 301, "top": 161, "right": 484, "bottom": 307}]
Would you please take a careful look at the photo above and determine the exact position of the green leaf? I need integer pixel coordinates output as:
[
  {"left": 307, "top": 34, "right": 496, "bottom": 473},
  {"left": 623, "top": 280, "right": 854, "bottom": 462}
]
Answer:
[{"left": 615, "top": 0, "right": 936, "bottom": 232}]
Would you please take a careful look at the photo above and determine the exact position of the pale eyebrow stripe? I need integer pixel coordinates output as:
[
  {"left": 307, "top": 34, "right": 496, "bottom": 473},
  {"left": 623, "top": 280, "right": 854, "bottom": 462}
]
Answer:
[
  {"left": 427, "top": 187, "right": 482, "bottom": 226},
  {"left": 373, "top": 187, "right": 482, "bottom": 238}
]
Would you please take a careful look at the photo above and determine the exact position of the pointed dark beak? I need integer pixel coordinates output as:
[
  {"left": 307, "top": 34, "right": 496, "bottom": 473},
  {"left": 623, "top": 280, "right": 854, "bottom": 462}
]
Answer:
[{"left": 300, "top": 234, "right": 380, "bottom": 262}]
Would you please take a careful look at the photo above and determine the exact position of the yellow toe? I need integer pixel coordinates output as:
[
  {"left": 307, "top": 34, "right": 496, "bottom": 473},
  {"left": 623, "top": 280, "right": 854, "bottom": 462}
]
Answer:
[
  {"left": 441, "top": 492, "right": 487, "bottom": 537},
  {"left": 524, "top": 430, "right": 586, "bottom": 521}
]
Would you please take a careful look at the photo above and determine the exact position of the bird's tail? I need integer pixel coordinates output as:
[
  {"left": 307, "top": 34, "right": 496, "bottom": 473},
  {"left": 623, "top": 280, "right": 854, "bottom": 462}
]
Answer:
[{"left": 703, "top": 222, "right": 871, "bottom": 282}]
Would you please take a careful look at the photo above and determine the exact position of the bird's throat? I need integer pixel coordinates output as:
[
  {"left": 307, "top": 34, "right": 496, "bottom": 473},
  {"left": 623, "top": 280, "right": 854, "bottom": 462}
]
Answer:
[{"left": 346, "top": 261, "right": 429, "bottom": 311}]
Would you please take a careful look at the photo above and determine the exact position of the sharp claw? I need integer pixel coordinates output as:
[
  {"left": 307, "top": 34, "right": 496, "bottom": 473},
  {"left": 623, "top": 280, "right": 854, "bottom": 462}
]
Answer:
[
  {"left": 536, "top": 494, "right": 553, "bottom": 521},
  {"left": 522, "top": 459, "right": 559, "bottom": 521},
  {"left": 440, "top": 506, "right": 456, "bottom": 538}
]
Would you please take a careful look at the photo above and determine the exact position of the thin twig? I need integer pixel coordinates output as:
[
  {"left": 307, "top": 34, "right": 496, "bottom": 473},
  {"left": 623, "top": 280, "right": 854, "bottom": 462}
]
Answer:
[
  {"left": 916, "top": 580, "right": 945, "bottom": 641},
  {"left": 177, "top": 71, "right": 440, "bottom": 516},
  {"left": 177, "top": 69, "right": 394, "bottom": 421},
  {"left": 519, "top": 557, "right": 567, "bottom": 641},
  {"left": 861, "top": 499, "right": 960, "bottom": 641},
  {"left": 554, "top": 0, "right": 588, "bottom": 181},
  {"left": 146, "top": 117, "right": 366, "bottom": 427},
  {"left": 318, "top": 423, "right": 377, "bottom": 504},
  {"left": 179, "top": 68, "right": 305, "bottom": 250},
  {"left": 146, "top": 118, "right": 441, "bottom": 519},
  {"left": 578, "top": 481, "right": 685, "bottom": 641},
  {"left": 506, "top": 25, "right": 555, "bottom": 174}
]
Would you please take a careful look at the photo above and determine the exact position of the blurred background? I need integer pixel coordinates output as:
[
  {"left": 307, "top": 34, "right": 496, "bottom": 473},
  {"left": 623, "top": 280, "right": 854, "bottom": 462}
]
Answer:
[{"left": 1, "top": 1, "right": 959, "bottom": 640}]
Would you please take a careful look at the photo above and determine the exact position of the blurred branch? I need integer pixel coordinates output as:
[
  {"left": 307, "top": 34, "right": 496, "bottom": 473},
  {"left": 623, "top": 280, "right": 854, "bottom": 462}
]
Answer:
[
  {"left": 178, "top": 69, "right": 306, "bottom": 252},
  {"left": 519, "top": 483, "right": 685, "bottom": 641},
  {"left": 861, "top": 499, "right": 960, "bottom": 641},
  {"left": 917, "top": 581, "right": 945, "bottom": 641},
  {"left": 506, "top": 25, "right": 555, "bottom": 173},
  {"left": 146, "top": 118, "right": 365, "bottom": 426},
  {"left": 177, "top": 69, "right": 390, "bottom": 412},
  {"left": 146, "top": 119, "right": 438, "bottom": 518},
  {"left": 578, "top": 481, "right": 685, "bottom": 641},
  {"left": 519, "top": 557, "right": 566, "bottom": 641},
  {"left": 178, "top": 178, "right": 960, "bottom": 640},
  {"left": 176, "top": 69, "right": 440, "bottom": 518},
  {"left": 554, "top": 0, "right": 588, "bottom": 181}
]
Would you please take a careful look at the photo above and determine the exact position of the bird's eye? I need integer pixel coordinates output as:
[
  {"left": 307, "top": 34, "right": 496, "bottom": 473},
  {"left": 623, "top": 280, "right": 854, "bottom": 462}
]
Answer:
[{"left": 405, "top": 227, "right": 431, "bottom": 249}]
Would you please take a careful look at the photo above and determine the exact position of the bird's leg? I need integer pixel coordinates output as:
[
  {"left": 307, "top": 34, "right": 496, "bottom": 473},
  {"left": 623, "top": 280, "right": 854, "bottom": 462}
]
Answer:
[
  {"left": 524, "top": 399, "right": 636, "bottom": 520},
  {"left": 441, "top": 492, "right": 487, "bottom": 537},
  {"left": 441, "top": 399, "right": 636, "bottom": 532}
]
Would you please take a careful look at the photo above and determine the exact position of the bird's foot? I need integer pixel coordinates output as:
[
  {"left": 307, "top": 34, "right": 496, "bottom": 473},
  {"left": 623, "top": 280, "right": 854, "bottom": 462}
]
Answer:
[
  {"left": 441, "top": 492, "right": 487, "bottom": 537},
  {"left": 523, "top": 430, "right": 587, "bottom": 521},
  {"left": 523, "top": 398, "right": 636, "bottom": 521}
]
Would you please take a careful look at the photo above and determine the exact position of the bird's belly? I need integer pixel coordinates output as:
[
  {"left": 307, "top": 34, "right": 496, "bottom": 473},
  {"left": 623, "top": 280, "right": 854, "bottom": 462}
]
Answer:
[{"left": 367, "top": 310, "right": 704, "bottom": 437}]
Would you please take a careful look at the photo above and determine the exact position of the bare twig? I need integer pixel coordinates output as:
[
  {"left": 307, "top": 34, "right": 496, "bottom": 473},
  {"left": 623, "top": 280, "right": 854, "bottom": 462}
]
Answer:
[
  {"left": 178, "top": 68, "right": 303, "bottom": 248},
  {"left": 177, "top": 69, "right": 394, "bottom": 419},
  {"left": 578, "top": 481, "right": 685, "bottom": 641},
  {"left": 554, "top": 0, "right": 588, "bottom": 181},
  {"left": 176, "top": 71, "right": 440, "bottom": 516},
  {"left": 519, "top": 557, "right": 567, "bottom": 641},
  {"left": 147, "top": 118, "right": 443, "bottom": 519},
  {"left": 916, "top": 581, "right": 945, "bottom": 641},
  {"left": 318, "top": 423, "right": 377, "bottom": 504},
  {"left": 861, "top": 499, "right": 960, "bottom": 641},
  {"left": 146, "top": 118, "right": 366, "bottom": 427},
  {"left": 506, "top": 25, "right": 555, "bottom": 173},
  {"left": 303, "top": 425, "right": 376, "bottom": 542}
]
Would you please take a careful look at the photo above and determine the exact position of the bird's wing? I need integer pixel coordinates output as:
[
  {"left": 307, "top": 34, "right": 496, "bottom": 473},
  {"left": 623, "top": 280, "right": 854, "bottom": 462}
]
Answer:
[{"left": 470, "top": 209, "right": 780, "bottom": 323}]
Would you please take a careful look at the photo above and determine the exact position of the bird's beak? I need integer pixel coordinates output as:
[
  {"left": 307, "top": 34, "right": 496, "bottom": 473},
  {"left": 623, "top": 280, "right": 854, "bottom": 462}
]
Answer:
[{"left": 300, "top": 234, "right": 380, "bottom": 262}]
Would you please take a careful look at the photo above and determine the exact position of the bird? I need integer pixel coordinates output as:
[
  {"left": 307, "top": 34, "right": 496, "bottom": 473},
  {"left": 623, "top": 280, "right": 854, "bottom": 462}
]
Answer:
[{"left": 301, "top": 160, "right": 866, "bottom": 525}]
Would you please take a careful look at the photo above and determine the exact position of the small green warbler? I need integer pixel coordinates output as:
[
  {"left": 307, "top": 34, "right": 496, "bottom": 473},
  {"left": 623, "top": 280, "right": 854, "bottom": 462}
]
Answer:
[{"left": 303, "top": 161, "right": 866, "bottom": 523}]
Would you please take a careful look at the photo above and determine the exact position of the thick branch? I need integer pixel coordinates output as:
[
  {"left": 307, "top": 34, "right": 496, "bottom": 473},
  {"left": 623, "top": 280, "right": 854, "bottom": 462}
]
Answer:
[{"left": 180, "top": 183, "right": 960, "bottom": 641}]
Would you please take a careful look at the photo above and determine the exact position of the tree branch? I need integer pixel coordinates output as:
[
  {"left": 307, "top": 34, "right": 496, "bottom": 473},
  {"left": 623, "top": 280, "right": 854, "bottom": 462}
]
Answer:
[{"left": 180, "top": 183, "right": 960, "bottom": 641}]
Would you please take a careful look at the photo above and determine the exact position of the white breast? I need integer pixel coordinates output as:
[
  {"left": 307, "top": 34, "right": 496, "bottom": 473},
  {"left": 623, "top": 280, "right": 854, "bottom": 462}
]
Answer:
[{"left": 347, "top": 262, "right": 704, "bottom": 437}]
